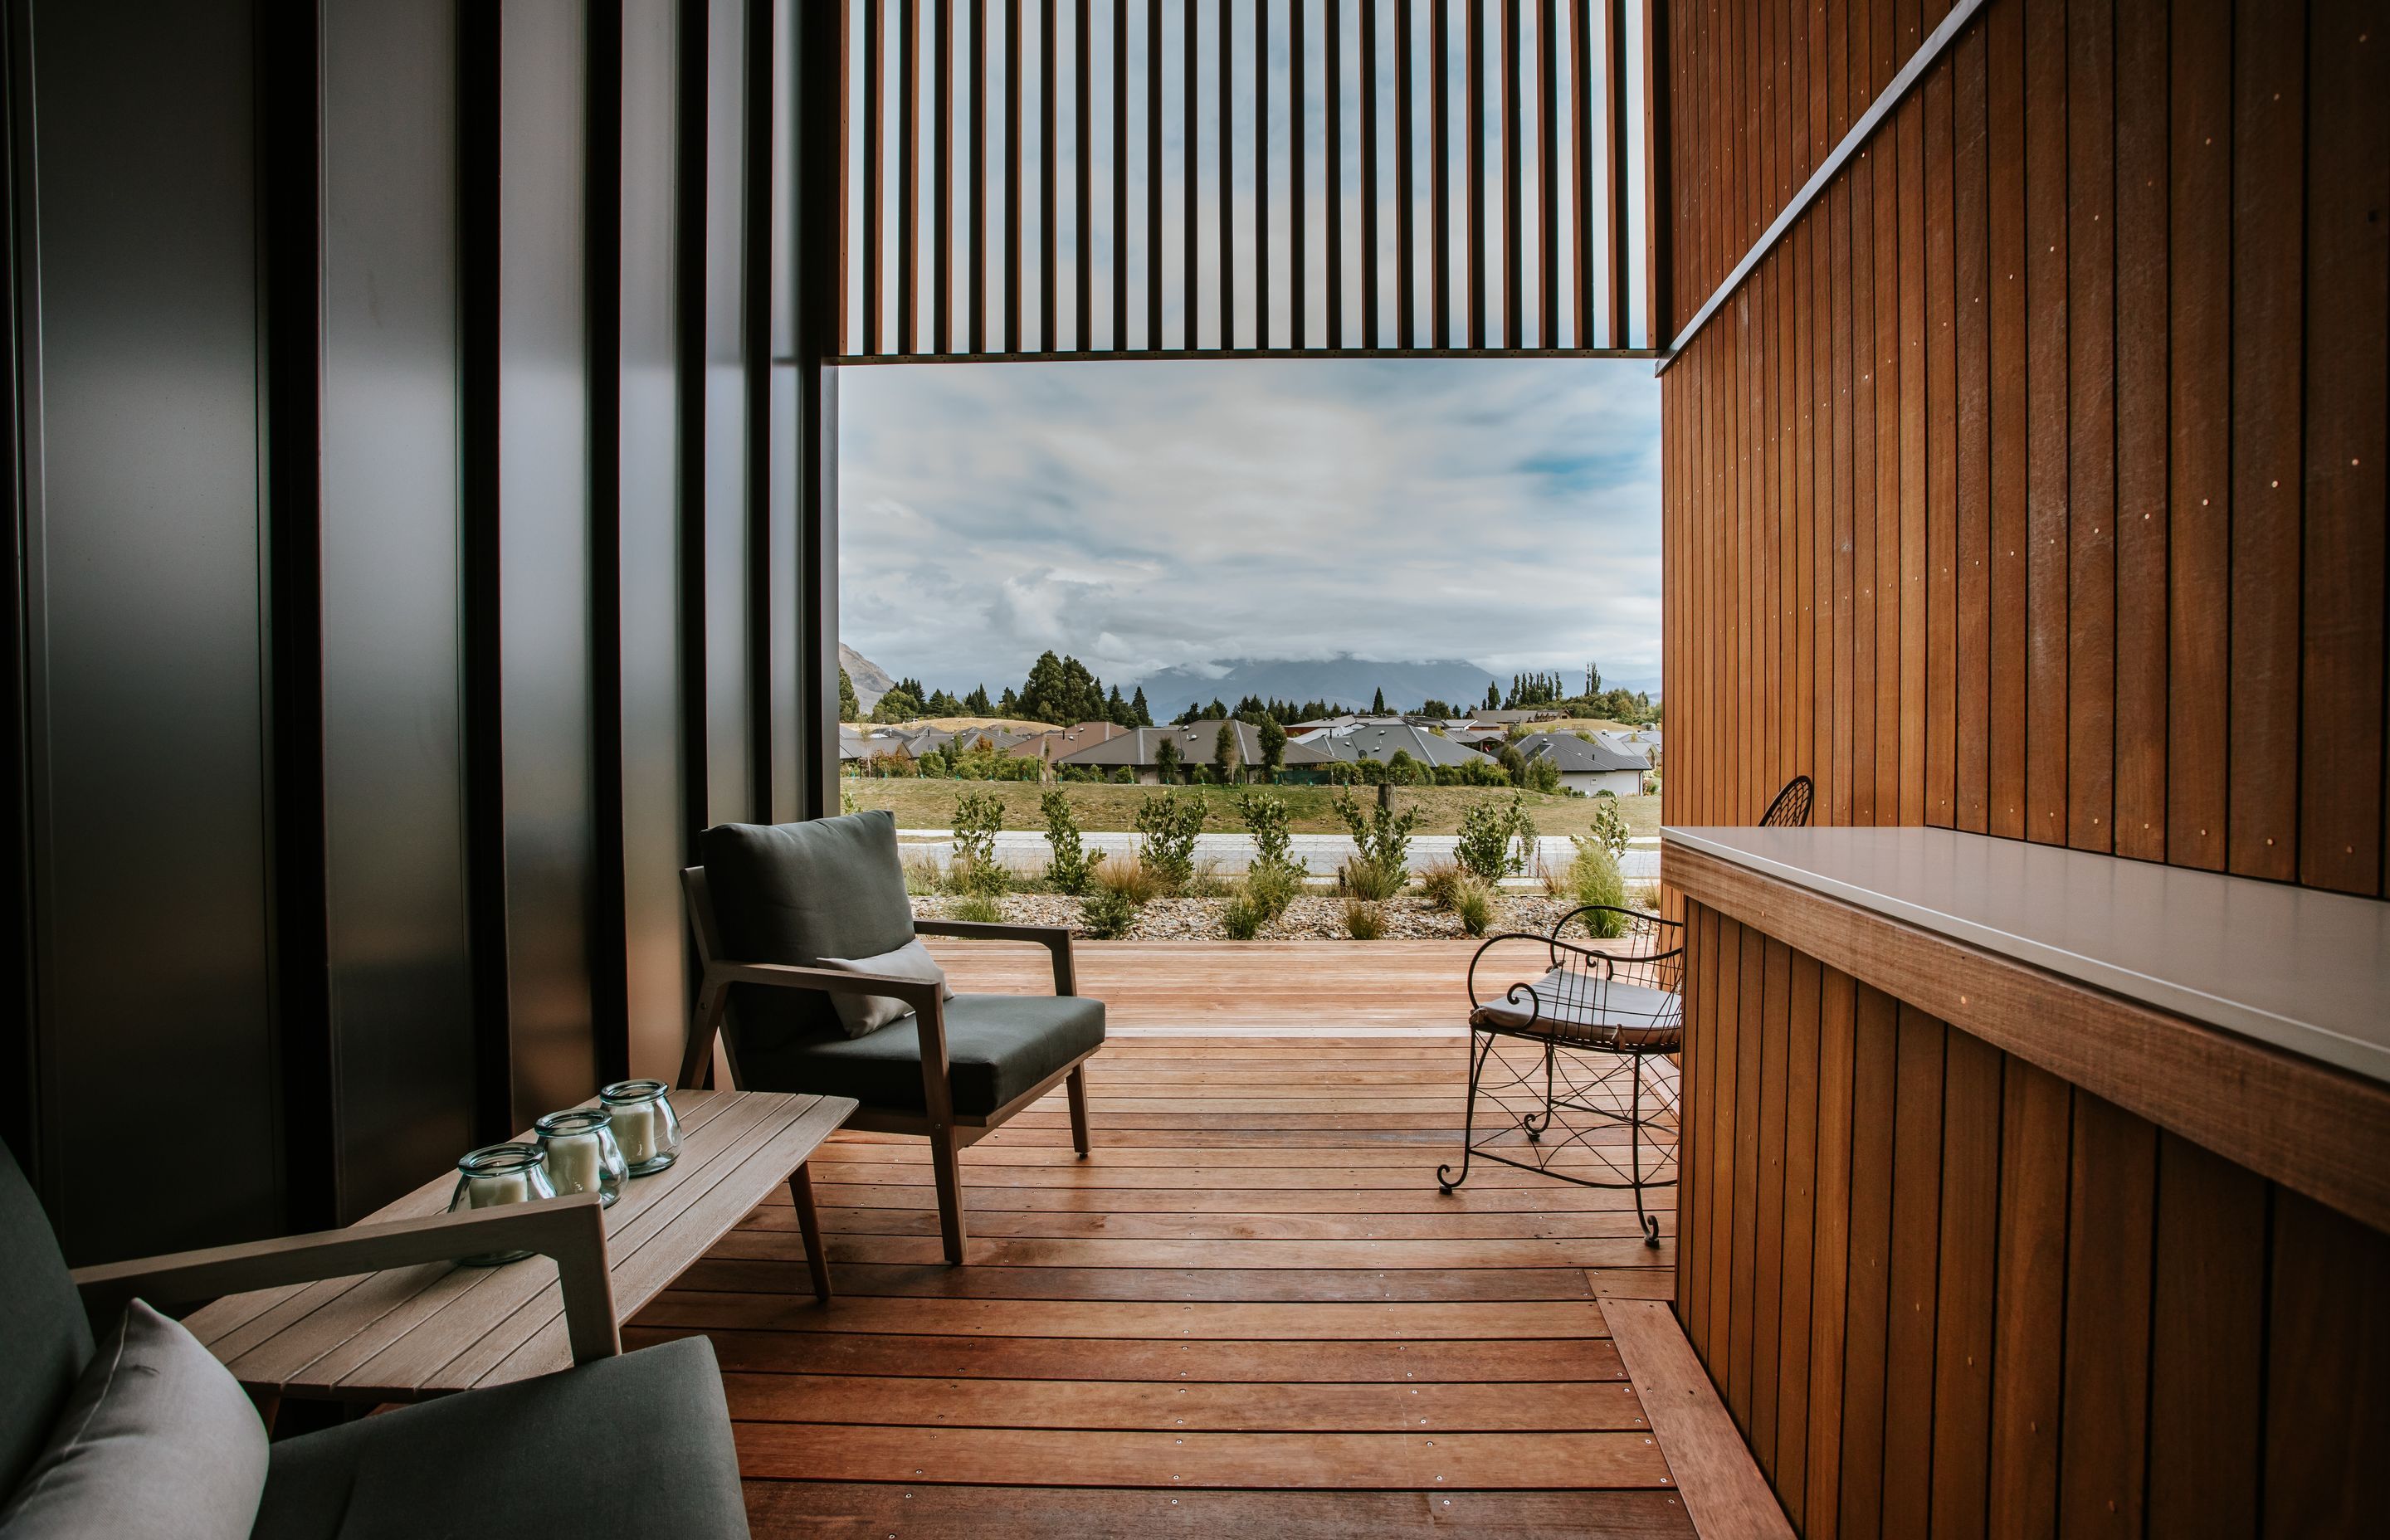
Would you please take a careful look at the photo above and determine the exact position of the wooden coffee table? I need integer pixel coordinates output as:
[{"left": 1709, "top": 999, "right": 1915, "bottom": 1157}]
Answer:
[{"left": 181, "top": 1089, "right": 854, "bottom": 1405}]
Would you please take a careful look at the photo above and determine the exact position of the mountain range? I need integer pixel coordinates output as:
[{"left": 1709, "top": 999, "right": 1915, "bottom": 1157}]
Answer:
[
  {"left": 839, "top": 643, "right": 897, "bottom": 709},
  {"left": 1128, "top": 656, "right": 1511, "bottom": 715}
]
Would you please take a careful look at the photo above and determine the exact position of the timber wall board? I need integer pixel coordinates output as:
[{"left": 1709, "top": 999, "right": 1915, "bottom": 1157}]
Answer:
[
  {"left": 1659, "top": 0, "right": 2389, "bottom": 899},
  {"left": 4, "top": 0, "right": 837, "bottom": 1260},
  {"left": 1677, "top": 899, "right": 2390, "bottom": 1537}
]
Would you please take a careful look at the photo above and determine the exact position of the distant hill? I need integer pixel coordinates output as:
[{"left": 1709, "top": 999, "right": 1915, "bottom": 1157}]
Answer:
[
  {"left": 839, "top": 644, "right": 897, "bottom": 709},
  {"left": 1129, "top": 656, "right": 1509, "bottom": 717}
]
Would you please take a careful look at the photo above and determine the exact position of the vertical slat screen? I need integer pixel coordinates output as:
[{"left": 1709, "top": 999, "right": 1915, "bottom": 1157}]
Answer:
[{"left": 838, "top": 0, "right": 1662, "bottom": 360}]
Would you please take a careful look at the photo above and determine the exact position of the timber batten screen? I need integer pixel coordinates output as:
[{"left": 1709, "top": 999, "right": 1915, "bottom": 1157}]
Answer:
[{"left": 836, "top": 0, "right": 1666, "bottom": 361}]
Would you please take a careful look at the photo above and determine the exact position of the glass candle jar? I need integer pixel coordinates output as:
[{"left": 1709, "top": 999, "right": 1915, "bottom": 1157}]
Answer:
[
  {"left": 598, "top": 1080, "right": 682, "bottom": 1175},
  {"left": 446, "top": 1143, "right": 556, "bottom": 1265},
  {"left": 534, "top": 1108, "right": 628, "bottom": 1207}
]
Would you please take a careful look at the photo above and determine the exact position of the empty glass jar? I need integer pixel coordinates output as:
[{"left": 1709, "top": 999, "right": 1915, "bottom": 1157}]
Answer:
[
  {"left": 446, "top": 1143, "right": 556, "bottom": 1265},
  {"left": 598, "top": 1080, "right": 683, "bottom": 1175},
  {"left": 534, "top": 1108, "right": 628, "bottom": 1207}
]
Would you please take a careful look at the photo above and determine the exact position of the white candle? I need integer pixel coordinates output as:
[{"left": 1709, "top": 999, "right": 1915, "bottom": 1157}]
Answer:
[
  {"left": 546, "top": 1134, "right": 601, "bottom": 1195},
  {"left": 468, "top": 1172, "right": 527, "bottom": 1207},
  {"left": 612, "top": 1104, "right": 656, "bottom": 1165}
]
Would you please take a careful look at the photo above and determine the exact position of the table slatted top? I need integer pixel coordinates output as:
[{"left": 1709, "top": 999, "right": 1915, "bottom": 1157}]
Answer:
[{"left": 183, "top": 1089, "right": 853, "bottom": 1401}]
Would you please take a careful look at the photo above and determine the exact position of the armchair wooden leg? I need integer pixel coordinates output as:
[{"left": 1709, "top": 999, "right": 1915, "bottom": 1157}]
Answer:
[
  {"left": 789, "top": 1162, "right": 832, "bottom": 1303},
  {"left": 1066, "top": 1065, "right": 1091, "bottom": 1157},
  {"left": 927, "top": 1123, "right": 968, "bottom": 1265}
]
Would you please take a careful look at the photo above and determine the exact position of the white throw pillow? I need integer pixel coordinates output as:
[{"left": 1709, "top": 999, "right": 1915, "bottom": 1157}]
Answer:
[
  {"left": 0, "top": 1300, "right": 268, "bottom": 1540},
  {"left": 816, "top": 938, "right": 954, "bottom": 1037}
]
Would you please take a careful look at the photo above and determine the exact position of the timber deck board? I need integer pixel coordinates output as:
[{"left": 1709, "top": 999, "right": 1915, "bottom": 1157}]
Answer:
[{"left": 630, "top": 945, "right": 1774, "bottom": 1535}]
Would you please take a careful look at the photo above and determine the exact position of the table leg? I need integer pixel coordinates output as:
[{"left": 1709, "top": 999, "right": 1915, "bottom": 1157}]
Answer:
[{"left": 790, "top": 1161, "right": 832, "bottom": 1303}]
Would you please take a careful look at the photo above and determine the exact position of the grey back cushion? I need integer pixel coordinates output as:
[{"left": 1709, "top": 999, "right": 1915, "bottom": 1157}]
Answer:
[
  {"left": 700, "top": 811, "right": 917, "bottom": 1055},
  {"left": 0, "top": 1299, "right": 268, "bottom": 1539},
  {"left": 0, "top": 1139, "right": 92, "bottom": 1502}
]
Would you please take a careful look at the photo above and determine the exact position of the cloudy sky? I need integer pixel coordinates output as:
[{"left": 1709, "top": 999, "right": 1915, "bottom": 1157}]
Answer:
[{"left": 836, "top": 356, "right": 1662, "bottom": 698}]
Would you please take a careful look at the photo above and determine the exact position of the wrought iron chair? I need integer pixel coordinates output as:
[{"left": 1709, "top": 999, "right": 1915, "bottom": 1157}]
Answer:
[
  {"left": 1439, "top": 905, "right": 1685, "bottom": 1248},
  {"left": 1761, "top": 773, "right": 1815, "bottom": 827}
]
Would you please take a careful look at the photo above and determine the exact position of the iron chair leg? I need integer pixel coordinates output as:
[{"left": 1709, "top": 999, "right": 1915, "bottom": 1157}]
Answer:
[
  {"left": 1438, "top": 1029, "right": 1497, "bottom": 1193},
  {"left": 1632, "top": 1052, "right": 1660, "bottom": 1249}
]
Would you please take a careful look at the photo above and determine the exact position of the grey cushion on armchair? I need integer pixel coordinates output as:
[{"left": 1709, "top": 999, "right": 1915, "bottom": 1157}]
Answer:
[
  {"left": 248, "top": 1335, "right": 749, "bottom": 1540},
  {"left": 700, "top": 811, "right": 917, "bottom": 1055}
]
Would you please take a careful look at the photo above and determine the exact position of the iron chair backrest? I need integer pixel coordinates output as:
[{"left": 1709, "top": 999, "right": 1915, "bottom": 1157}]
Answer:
[{"left": 1760, "top": 774, "right": 1815, "bottom": 828}]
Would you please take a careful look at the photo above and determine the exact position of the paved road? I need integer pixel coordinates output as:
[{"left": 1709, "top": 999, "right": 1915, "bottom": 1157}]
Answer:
[{"left": 899, "top": 828, "right": 1663, "bottom": 883}]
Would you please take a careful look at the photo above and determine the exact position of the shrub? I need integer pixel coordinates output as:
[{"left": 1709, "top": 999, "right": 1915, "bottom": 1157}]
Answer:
[
  {"left": 1343, "top": 899, "right": 1386, "bottom": 940},
  {"left": 1110, "top": 766, "right": 1135, "bottom": 784},
  {"left": 950, "top": 894, "right": 1004, "bottom": 924},
  {"left": 1338, "top": 856, "right": 1406, "bottom": 902},
  {"left": 1587, "top": 794, "right": 1632, "bottom": 860},
  {"left": 951, "top": 789, "right": 1004, "bottom": 867},
  {"left": 1568, "top": 835, "right": 1630, "bottom": 937},
  {"left": 1230, "top": 788, "right": 1297, "bottom": 877},
  {"left": 1452, "top": 877, "right": 1495, "bottom": 938},
  {"left": 1180, "top": 860, "right": 1234, "bottom": 898},
  {"left": 1453, "top": 790, "right": 1538, "bottom": 885},
  {"left": 1095, "top": 856, "right": 1162, "bottom": 906},
  {"left": 1040, "top": 788, "right": 1103, "bottom": 894},
  {"left": 1133, "top": 788, "right": 1207, "bottom": 890},
  {"left": 1079, "top": 885, "right": 1139, "bottom": 939},
  {"left": 1330, "top": 787, "right": 1424, "bottom": 884}
]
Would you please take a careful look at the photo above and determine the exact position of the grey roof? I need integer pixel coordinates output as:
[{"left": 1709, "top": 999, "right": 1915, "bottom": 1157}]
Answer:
[
  {"left": 1517, "top": 732, "right": 1651, "bottom": 775},
  {"left": 1304, "top": 722, "right": 1487, "bottom": 768},
  {"left": 1594, "top": 729, "right": 1663, "bottom": 764},
  {"left": 1051, "top": 720, "right": 1331, "bottom": 770}
]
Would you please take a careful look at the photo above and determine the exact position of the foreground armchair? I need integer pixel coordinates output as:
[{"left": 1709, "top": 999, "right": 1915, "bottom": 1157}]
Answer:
[
  {"left": 680, "top": 810, "right": 1103, "bottom": 1264},
  {"left": 0, "top": 1140, "right": 749, "bottom": 1539}
]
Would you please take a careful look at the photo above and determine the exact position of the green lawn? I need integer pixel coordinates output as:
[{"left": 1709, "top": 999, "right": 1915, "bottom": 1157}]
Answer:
[{"left": 846, "top": 777, "right": 1662, "bottom": 839}]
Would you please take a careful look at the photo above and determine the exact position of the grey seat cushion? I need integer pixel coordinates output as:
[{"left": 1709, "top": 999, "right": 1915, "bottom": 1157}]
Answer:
[
  {"left": 1471, "top": 970, "right": 1682, "bottom": 1049},
  {"left": 248, "top": 1336, "right": 748, "bottom": 1540},
  {"left": 739, "top": 992, "right": 1105, "bottom": 1116},
  {"left": 1, "top": 1299, "right": 267, "bottom": 1539},
  {"left": 700, "top": 811, "right": 917, "bottom": 1054},
  {"left": 0, "top": 1138, "right": 94, "bottom": 1502}
]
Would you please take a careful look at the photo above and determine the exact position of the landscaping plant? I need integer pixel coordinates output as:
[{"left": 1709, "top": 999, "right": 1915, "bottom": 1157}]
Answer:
[
  {"left": 1079, "top": 885, "right": 1139, "bottom": 939},
  {"left": 1451, "top": 877, "right": 1495, "bottom": 938},
  {"left": 950, "top": 895, "right": 1005, "bottom": 924},
  {"left": 1452, "top": 790, "right": 1539, "bottom": 885},
  {"left": 1231, "top": 788, "right": 1299, "bottom": 879},
  {"left": 1567, "top": 834, "right": 1630, "bottom": 937},
  {"left": 1039, "top": 788, "right": 1103, "bottom": 894},
  {"left": 1132, "top": 788, "right": 1207, "bottom": 890},
  {"left": 1587, "top": 792, "right": 1632, "bottom": 860},
  {"left": 950, "top": 789, "right": 1011, "bottom": 897},
  {"left": 1343, "top": 899, "right": 1387, "bottom": 940},
  {"left": 1330, "top": 787, "right": 1423, "bottom": 895}
]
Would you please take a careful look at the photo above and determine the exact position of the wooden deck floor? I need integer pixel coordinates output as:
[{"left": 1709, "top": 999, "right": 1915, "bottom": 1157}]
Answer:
[{"left": 628, "top": 943, "right": 1734, "bottom": 1537}]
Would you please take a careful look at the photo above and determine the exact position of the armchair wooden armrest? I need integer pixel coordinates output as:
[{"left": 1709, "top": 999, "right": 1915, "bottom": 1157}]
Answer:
[
  {"left": 912, "top": 918, "right": 1078, "bottom": 996},
  {"left": 71, "top": 1192, "right": 619, "bottom": 1367}
]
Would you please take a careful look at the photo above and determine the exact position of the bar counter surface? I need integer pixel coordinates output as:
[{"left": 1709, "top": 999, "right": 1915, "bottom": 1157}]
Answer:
[{"left": 1663, "top": 824, "right": 2390, "bottom": 1085}]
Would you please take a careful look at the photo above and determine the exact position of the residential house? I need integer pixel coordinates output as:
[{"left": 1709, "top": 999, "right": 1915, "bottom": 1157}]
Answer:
[
  {"left": 1302, "top": 720, "right": 1489, "bottom": 772},
  {"left": 1051, "top": 721, "right": 1332, "bottom": 783},
  {"left": 1514, "top": 732, "right": 1650, "bottom": 796},
  {"left": 1011, "top": 720, "right": 1129, "bottom": 764}
]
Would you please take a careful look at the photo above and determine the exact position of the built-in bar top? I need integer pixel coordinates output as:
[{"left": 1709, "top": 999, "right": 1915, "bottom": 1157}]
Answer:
[{"left": 1663, "top": 825, "right": 2390, "bottom": 1089}]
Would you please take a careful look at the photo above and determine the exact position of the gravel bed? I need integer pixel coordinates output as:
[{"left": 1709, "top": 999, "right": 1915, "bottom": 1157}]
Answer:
[{"left": 912, "top": 890, "right": 1609, "bottom": 942}]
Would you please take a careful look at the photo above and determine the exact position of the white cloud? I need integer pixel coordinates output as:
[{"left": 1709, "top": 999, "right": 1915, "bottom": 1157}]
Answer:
[{"left": 838, "top": 355, "right": 1661, "bottom": 694}]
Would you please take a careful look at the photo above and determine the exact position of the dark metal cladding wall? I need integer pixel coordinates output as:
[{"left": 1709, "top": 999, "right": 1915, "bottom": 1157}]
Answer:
[
  {"left": 4, "top": 0, "right": 836, "bottom": 1260},
  {"left": 319, "top": 0, "right": 477, "bottom": 1220},
  {"left": 9, "top": 0, "right": 283, "bottom": 1261}
]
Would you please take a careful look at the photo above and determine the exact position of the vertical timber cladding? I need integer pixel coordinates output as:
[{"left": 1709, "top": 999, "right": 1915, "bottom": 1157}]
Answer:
[
  {"left": 1675, "top": 901, "right": 2390, "bottom": 1534},
  {"left": 1658, "top": 0, "right": 2389, "bottom": 900}
]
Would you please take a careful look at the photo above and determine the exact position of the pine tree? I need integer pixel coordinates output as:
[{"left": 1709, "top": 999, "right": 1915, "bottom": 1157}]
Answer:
[
  {"left": 963, "top": 684, "right": 993, "bottom": 714},
  {"left": 1105, "top": 684, "right": 1132, "bottom": 726},
  {"left": 838, "top": 667, "right": 860, "bottom": 722},
  {"left": 1485, "top": 681, "right": 1501, "bottom": 710},
  {"left": 1129, "top": 685, "right": 1153, "bottom": 727},
  {"left": 1371, "top": 686, "right": 1387, "bottom": 714}
]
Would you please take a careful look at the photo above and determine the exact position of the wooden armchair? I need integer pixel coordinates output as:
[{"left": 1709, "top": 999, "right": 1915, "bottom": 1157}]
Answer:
[{"left": 679, "top": 811, "right": 1102, "bottom": 1265}]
